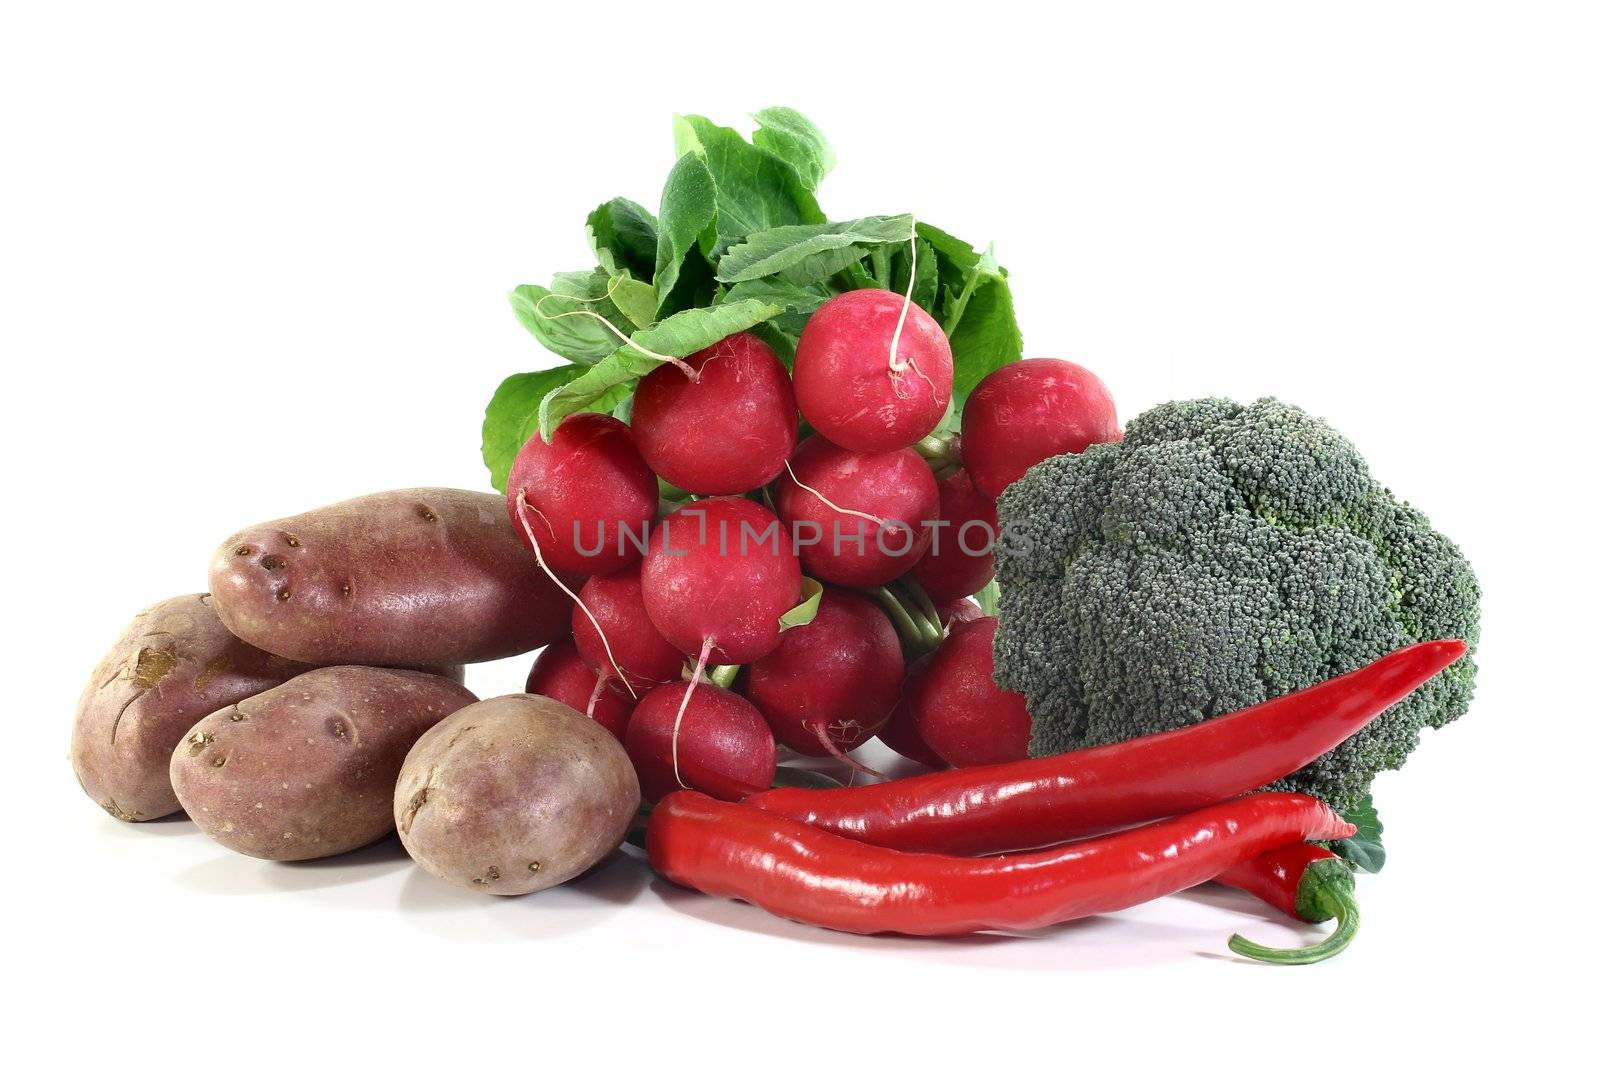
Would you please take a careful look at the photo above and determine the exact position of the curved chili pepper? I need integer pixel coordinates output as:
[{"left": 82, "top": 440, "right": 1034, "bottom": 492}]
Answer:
[
  {"left": 647, "top": 790, "right": 1353, "bottom": 938},
  {"left": 747, "top": 639, "right": 1465, "bottom": 854},
  {"left": 1217, "top": 844, "right": 1360, "bottom": 965}
]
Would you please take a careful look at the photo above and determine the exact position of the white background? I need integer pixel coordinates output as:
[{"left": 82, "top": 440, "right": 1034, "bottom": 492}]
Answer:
[{"left": 4, "top": 2, "right": 1596, "bottom": 1061}]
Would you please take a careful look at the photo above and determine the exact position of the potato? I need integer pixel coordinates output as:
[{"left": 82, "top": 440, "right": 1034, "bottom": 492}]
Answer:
[
  {"left": 170, "top": 666, "right": 476, "bottom": 860},
  {"left": 396, "top": 694, "right": 639, "bottom": 896},
  {"left": 71, "top": 594, "right": 315, "bottom": 822},
  {"left": 208, "top": 488, "right": 570, "bottom": 666}
]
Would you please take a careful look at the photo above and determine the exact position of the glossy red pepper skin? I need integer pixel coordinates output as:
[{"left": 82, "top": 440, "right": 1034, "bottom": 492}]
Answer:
[
  {"left": 747, "top": 639, "right": 1465, "bottom": 855},
  {"left": 1218, "top": 844, "right": 1361, "bottom": 964},
  {"left": 1218, "top": 843, "right": 1335, "bottom": 918},
  {"left": 647, "top": 791, "right": 1353, "bottom": 937}
]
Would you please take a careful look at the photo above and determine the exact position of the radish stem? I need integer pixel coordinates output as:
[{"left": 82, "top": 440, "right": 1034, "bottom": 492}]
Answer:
[
  {"left": 513, "top": 490, "right": 638, "bottom": 699},
  {"left": 670, "top": 635, "right": 715, "bottom": 790},
  {"left": 534, "top": 285, "right": 700, "bottom": 381}
]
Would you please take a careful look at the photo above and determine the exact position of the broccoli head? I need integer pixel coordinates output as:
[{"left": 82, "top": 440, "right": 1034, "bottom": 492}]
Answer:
[{"left": 992, "top": 396, "right": 1481, "bottom": 814}]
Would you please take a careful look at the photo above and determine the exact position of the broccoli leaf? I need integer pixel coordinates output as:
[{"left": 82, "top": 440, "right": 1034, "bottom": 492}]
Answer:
[
  {"left": 752, "top": 107, "right": 835, "bottom": 192},
  {"left": 673, "top": 114, "right": 824, "bottom": 255},
  {"left": 716, "top": 214, "right": 915, "bottom": 284},
  {"left": 481, "top": 365, "right": 583, "bottom": 492},
  {"left": 587, "top": 198, "right": 658, "bottom": 280},
  {"left": 655, "top": 152, "right": 717, "bottom": 311},
  {"left": 509, "top": 282, "right": 621, "bottom": 366},
  {"left": 1328, "top": 794, "right": 1387, "bottom": 873},
  {"left": 537, "top": 299, "right": 782, "bottom": 438}
]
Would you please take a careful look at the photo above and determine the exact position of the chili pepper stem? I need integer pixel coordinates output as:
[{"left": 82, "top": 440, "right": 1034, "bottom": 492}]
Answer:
[{"left": 1227, "top": 861, "right": 1361, "bottom": 965}]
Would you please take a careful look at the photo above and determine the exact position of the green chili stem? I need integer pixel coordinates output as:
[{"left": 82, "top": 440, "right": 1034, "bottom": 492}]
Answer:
[{"left": 1227, "top": 882, "right": 1361, "bottom": 965}]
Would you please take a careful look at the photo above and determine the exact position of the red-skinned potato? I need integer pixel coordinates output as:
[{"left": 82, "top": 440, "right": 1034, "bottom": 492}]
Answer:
[
  {"left": 208, "top": 489, "right": 570, "bottom": 666},
  {"left": 71, "top": 594, "right": 314, "bottom": 822},
  {"left": 396, "top": 695, "right": 639, "bottom": 896},
  {"left": 170, "top": 667, "right": 476, "bottom": 860}
]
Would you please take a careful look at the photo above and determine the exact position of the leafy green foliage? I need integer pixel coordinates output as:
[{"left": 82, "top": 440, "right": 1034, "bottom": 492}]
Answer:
[
  {"left": 716, "top": 215, "right": 914, "bottom": 284},
  {"left": 1329, "top": 795, "right": 1386, "bottom": 873},
  {"left": 486, "top": 108, "right": 1026, "bottom": 485},
  {"left": 587, "top": 198, "right": 658, "bottom": 280},
  {"left": 654, "top": 152, "right": 717, "bottom": 310},
  {"left": 481, "top": 366, "right": 584, "bottom": 492},
  {"left": 673, "top": 114, "right": 824, "bottom": 254},
  {"left": 724, "top": 278, "right": 829, "bottom": 336},
  {"left": 752, "top": 107, "right": 835, "bottom": 192},
  {"left": 508, "top": 284, "right": 620, "bottom": 366},
  {"left": 778, "top": 577, "right": 825, "bottom": 632},
  {"left": 536, "top": 300, "right": 782, "bottom": 438},
  {"left": 947, "top": 249, "right": 1023, "bottom": 396}
]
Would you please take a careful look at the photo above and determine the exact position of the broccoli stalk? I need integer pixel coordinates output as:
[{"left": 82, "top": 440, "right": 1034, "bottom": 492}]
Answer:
[{"left": 993, "top": 397, "right": 1481, "bottom": 815}]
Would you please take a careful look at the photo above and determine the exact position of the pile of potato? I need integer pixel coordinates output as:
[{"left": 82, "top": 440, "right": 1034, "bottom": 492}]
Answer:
[{"left": 70, "top": 488, "right": 640, "bottom": 895}]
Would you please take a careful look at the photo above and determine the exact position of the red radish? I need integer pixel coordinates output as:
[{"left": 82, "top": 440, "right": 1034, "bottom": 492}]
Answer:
[
  {"left": 774, "top": 435, "right": 939, "bottom": 588},
  {"left": 745, "top": 588, "right": 904, "bottom": 757},
  {"left": 961, "top": 359, "right": 1120, "bottom": 499},
  {"left": 792, "top": 289, "right": 953, "bottom": 453},
  {"left": 905, "top": 616, "right": 1030, "bottom": 767},
  {"left": 625, "top": 682, "right": 776, "bottom": 802},
  {"left": 911, "top": 469, "right": 998, "bottom": 600},
  {"left": 631, "top": 332, "right": 798, "bottom": 494},
  {"left": 641, "top": 496, "right": 802, "bottom": 668},
  {"left": 934, "top": 597, "right": 985, "bottom": 629},
  {"left": 572, "top": 564, "right": 684, "bottom": 692},
  {"left": 876, "top": 655, "right": 949, "bottom": 769},
  {"left": 525, "top": 639, "right": 636, "bottom": 742},
  {"left": 506, "top": 412, "right": 658, "bottom": 574}
]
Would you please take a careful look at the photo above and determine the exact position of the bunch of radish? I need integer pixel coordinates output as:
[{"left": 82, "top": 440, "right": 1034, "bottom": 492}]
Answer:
[{"left": 507, "top": 278, "right": 1121, "bottom": 797}]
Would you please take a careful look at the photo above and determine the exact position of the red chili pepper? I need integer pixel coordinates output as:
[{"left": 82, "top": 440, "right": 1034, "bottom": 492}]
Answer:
[
  {"left": 747, "top": 639, "right": 1465, "bottom": 854},
  {"left": 647, "top": 790, "right": 1353, "bottom": 938},
  {"left": 1217, "top": 844, "right": 1360, "bottom": 964}
]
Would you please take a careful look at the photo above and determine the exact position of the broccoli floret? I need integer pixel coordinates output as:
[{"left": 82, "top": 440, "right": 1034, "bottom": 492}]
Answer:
[{"left": 993, "top": 397, "right": 1481, "bottom": 814}]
